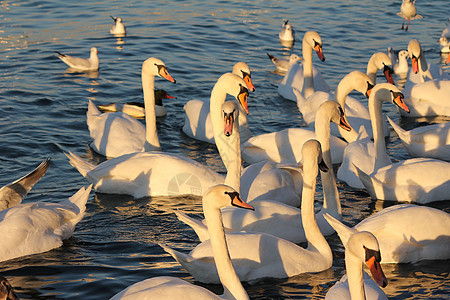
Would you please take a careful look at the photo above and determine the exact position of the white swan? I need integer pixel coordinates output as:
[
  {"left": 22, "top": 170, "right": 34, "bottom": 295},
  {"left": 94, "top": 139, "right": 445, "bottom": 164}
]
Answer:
[
  {"left": 110, "top": 16, "right": 126, "bottom": 36},
  {"left": 397, "top": 0, "right": 422, "bottom": 31},
  {"left": 0, "top": 158, "right": 50, "bottom": 211},
  {"left": 387, "top": 116, "right": 450, "bottom": 161},
  {"left": 267, "top": 53, "right": 301, "bottom": 73},
  {"left": 0, "top": 185, "right": 91, "bottom": 263},
  {"left": 182, "top": 62, "right": 255, "bottom": 144},
  {"left": 325, "top": 204, "right": 450, "bottom": 264},
  {"left": 278, "top": 31, "right": 329, "bottom": 101},
  {"left": 324, "top": 223, "right": 388, "bottom": 300},
  {"left": 161, "top": 139, "right": 333, "bottom": 283},
  {"left": 0, "top": 275, "right": 19, "bottom": 300},
  {"left": 401, "top": 39, "right": 450, "bottom": 117},
  {"left": 66, "top": 73, "right": 249, "bottom": 198},
  {"left": 279, "top": 19, "right": 294, "bottom": 41},
  {"left": 110, "top": 184, "right": 252, "bottom": 300},
  {"left": 97, "top": 89, "right": 176, "bottom": 118},
  {"left": 87, "top": 57, "right": 176, "bottom": 158},
  {"left": 366, "top": 52, "right": 394, "bottom": 85},
  {"left": 176, "top": 101, "right": 347, "bottom": 243},
  {"left": 293, "top": 70, "right": 381, "bottom": 142},
  {"left": 55, "top": 47, "right": 99, "bottom": 71},
  {"left": 337, "top": 84, "right": 410, "bottom": 189}
]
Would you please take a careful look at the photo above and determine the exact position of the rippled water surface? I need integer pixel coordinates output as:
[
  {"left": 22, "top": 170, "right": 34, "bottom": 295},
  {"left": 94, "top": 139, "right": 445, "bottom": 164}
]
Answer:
[{"left": 0, "top": 0, "right": 449, "bottom": 299}]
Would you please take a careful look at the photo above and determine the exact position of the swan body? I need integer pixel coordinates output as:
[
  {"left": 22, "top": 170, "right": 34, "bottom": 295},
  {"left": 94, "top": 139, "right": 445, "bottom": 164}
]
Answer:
[
  {"left": 279, "top": 19, "right": 294, "bottom": 41},
  {"left": 337, "top": 84, "right": 410, "bottom": 189},
  {"left": 163, "top": 140, "right": 333, "bottom": 283},
  {"left": 325, "top": 204, "right": 450, "bottom": 264},
  {"left": 0, "top": 158, "right": 50, "bottom": 211},
  {"left": 182, "top": 62, "right": 254, "bottom": 144},
  {"left": 267, "top": 53, "right": 301, "bottom": 73},
  {"left": 67, "top": 73, "right": 249, "bottom": 198},
  {"left": 98, "top": 90, "right": 176, "bottom": 118},
  {"left": 323, "top": 220, "right": 388, "bottom": 300},
  {"left": 55, "top": 47, "right": 99, "bottom": 71},
  {"left": 438, "top": 36, "right": 450, "bottom": 53},
  {"left": 110, "top": 16, "right": 126, "bottom": 35},
  {"left": 397, "top": 0, "right": 422, "bottom": 31},
  {"left": 387, "top": 116, "right": 450, "bottom": 161},
  {"left": 110, "top": 185, "right": 252, "bottom": 300},
  {"left": 0, "top": 185, "right": 91, "bottom": 263},
  {"left": 278, "top": 31, "right": 329, "bottom": 101}
]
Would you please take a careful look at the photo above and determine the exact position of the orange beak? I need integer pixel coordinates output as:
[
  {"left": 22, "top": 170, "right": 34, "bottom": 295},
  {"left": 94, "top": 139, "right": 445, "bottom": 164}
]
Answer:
[
  {"left": 339, "top": 114, "right": 352, "bottom": 132},
  {"left": 366, "top": 256, "right": 388, "bottom": 288},
  {"left": 232, "top": 195, "right": 254, "bottom": 210},
  {"left": 238, "top": 91, "right": 249, "bottom": 114},
  {"left": 384, "top": 67, "right": 394, "bottom": 85},
  {"left": 394, "top": 95, "right": 410, "bottom": 113},
  {"left": 314, "top": 44, "right": 325, "bottom": 62},
  {"left": 224, "top": 114, "right": 234, "bottom": 137},
  {"left": 244, "top": 75, "right": 255, "bottom": 92},
  {"left": 411, "top": 56, "right": 419, "bottom": 74},
  {"left": 447, "top": 53, "right": 450, "bottom": 65},
  {"left": 159, "top": 67, "right": 176, "bottom": 83}
]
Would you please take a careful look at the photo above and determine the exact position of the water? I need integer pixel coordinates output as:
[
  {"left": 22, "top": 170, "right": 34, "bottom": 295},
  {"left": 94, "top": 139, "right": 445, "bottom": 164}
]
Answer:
[{"left": 1, "top": 0, "right": 449, "bottom": 299}]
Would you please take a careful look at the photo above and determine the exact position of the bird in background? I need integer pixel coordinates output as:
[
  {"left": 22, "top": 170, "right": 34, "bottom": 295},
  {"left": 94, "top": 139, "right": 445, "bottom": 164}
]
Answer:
[
  {"left": 279, "top": 19, "right": 295, "bottom": 41},
  {"left": 110, "top": 16, "right": 126, "bottom": 36},
  {"left": 397, "top": 0, "right": 422, "bottom": 31}
]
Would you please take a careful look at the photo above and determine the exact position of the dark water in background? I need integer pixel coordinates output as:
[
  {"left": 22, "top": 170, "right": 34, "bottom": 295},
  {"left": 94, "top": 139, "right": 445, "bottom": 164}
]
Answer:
[{"left": 0, "top": 0, "right": 449, "bottom": 298}]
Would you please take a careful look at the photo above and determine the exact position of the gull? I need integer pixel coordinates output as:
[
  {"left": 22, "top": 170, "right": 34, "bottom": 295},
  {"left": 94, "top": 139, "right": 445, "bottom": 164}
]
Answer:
[{"left": 55, "top": 47, "right": 99, "bottom": 71}]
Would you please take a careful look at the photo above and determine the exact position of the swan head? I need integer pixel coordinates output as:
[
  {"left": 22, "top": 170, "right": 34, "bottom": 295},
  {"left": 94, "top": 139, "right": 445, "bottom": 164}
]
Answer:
[
  {"left": 369, "top": 52, "right": 394, "bottom": 84},
  {"left": 154, "top": 89, "right": 176, "bottom": 106},
  {"left": 0, "top": 275, "right": 19, "bottom": 300},
  {"left": 301, "top": 139, "right": 329, "bottom": 173},
  {"left": 232, "top": 62, "right": 255, "bottom": 92},
  {"left": 318, "top": 101, "right": 352, "bottom": 132},
  {"left": 370, "top": 84, "right": 410, "bottom": 113},
  {"left": 407, "top": 39, "right": 421, "bottom": 74},
  {"left": 222, "top": 101, "right": 239, "bottom": 137},
  {"left": 347, "top": 231, "right": 388, "bottom": 288},
  {"left": 340, "top": 71, "right": 374, "bottom": 98},
  {"left": 215, "top": 73, "right": 250, "bottom": 114},
  {"left": 142, "top": 57, "right": 176, "bottom": 83},
  {"left": 203, "top": 184, "right": 254, "bottom": 211},
  {"left": 303, "top": 31, "right": 325, "bottom": 62}
]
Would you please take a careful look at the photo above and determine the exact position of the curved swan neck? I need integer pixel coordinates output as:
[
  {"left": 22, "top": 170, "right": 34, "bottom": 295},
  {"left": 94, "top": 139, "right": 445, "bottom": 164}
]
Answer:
[
  {"left": 369, "top": 87, "right": 391, "bottom": 169},
  {"left": 302, "top": 38, "right": 315, "bottom": 98},
  {"left": 346, "top": 249, "right": 366, "bottom": 300},
  {"left": 366, "top": 58, "right": 378, "bottom": 85},
  {"left": 203, "top": 201, "right": 249, "bottom": 300},
  {"left": 142, "top": 70, "right": 161, "bottom": 151}
]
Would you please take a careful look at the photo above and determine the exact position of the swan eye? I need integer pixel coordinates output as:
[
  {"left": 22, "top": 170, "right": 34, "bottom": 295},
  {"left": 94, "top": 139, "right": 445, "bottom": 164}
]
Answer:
[
  {"left": 383, "top": 64, "right": 393, "bottom": 76},
  {"left": 239, "top": 84, "right": 249, "bottom": 97},
  {"left": 364, "top": 246, "right": 381, "bottom": 263},
  {"left": 241, "top": 71, "right": 250, "bottom": 79}
]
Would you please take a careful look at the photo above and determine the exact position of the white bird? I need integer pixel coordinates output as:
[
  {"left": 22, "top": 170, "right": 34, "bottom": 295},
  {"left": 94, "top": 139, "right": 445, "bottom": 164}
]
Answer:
[
  {"left": 401, "top": 39, "right": 450, "bottom": 117},
  {"left": 365, "top": 52, "right": 394, "bottom": 85},
  {"left": 55, "top": 47, "right": 99, "bottom": 71},
  {"left": 387, "top": 47, "right": 409, "bottom": 76},
  {"left": 438, "top": 36, "right": 450, "bottom": 53},
  {"left": 176, "top": 101, "right": 348, "bottom": 243},
  {"left": 325, "top": 203, "right": 450, "bottom": 264},
  {"left": 66, "top": 73, "right": 249, "bottom": 198},
  {"left": 161, "top": 139, "right": 333, "bottom": 283},
  {"left": 267, "top": 53, "right": 302, "bottom": 73},
  {"left": 110, "top": 185, "right": 253, "bottom": 300},
  {"left": 323, "top": 220, "right": 388, "bottom": 300},
  {"left": 387, "top": 116, "right": 450, "bottom": 161},
  {"left": 110, "top": 16, "right": 126, "bottom": 36},
  {"left": 0, "top": 158, "right": 50, "bottom": 211},
  {"left": 397, "top": 0, "right": 422, "bottom": 31},
  {"left": 279, "top": 19, "right": 295, "bottom": 41},
  {"left": 87, "top": 57, "right": 176, "bottom": 158},
  {"left": 278, "top": 31, "right": 330, "bottom": 101},
  {"left": 182, "top": 62, "right": 255, "bottom": 144},
  {"left": 97, "top": 89, "right": 176, "bottom": 118},
  {"left": 0, "top": 185, "right": 91, "bottom": 263},
  {"left": 0, "top": 275, "right": 19, "bottom": 300},
  {"left": 337, "top": 84, "right": 410, "bottom": 189}
]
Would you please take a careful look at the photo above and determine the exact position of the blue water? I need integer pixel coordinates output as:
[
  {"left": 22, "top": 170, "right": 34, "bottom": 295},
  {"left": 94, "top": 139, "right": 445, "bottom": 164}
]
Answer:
[{"left": 0, "top": 0, "right": 449, "bottom": 299}]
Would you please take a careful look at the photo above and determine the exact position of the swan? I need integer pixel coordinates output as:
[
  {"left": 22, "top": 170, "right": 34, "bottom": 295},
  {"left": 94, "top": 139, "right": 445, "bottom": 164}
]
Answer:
[
  {"left": 387, "top": 116, "right": 450, "bottom": 161},
  {"left": 279, "top": 19, "right": 294, "bottom": 41},
  {"left": 110, "top": 184, "right": 252, "bottom": 300},
  {"left": 66, "top": 73, "right": 249, "bottom": 198},
  {"left": 0, "top": 184, "right": 91, "bottom": 263},
  {"left": 176, "top": 101, "right": 348, "bottom": 243},
  {"left": 0, "top": 275, "right": 19, "bottom": 300},
  {"left": 337, "top": 84, "right": 410, "bottom": 189},
  {"left": 182, "top": 62, "right": 255, "bottom": 144},
  {"left": 438, "top": 36, "right": 450, "bottom": 53},
  {"left": 87, "top": 57, "right": 176, "bottom": 158},
  {"left": 110, "top": 16, "right": 126, "bottom": 36},
  {"left": 397, "top": 0, "right": 422, "bottom": 31},
  {"left": 278, "top": 31, "right": 329, "bottom": 101},
  {"left": 366, "top": 52, "right": 394, "bottom": 85},
  {"left": 267, "top": 53, "right": 302, "bottom": 73},
  {"left": 324, "top": 224, "right": 388, "bottom": 300},
  {"left": 161, "top": 139, "right": 333, "bottom": 283},
  {"left": 401, "top": 39, "right": 450, "bottom": 117},
  {"left": 0, "top": 158, "right": 50, "bottom": 211},
  {"left": 325, "top": 204, "right": 450, "bottom": 264},
  {"left": 55, "top": 47, "right": 99, "bottom": 71},
  {"left": 97, "top": 89, "right": 176, "bottom": 118},
  {"left": 293, "top": 70, "right": 381, "bottom": 142}
]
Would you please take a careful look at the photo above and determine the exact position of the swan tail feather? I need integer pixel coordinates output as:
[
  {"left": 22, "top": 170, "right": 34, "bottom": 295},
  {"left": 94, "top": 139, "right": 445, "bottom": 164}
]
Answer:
[
  {"left": 323, "top": 213, "right": 357, "bottom": 247},
  {"left": 353, "top": 164, "right": 378, "bottom": 199},
  {"left": 159, "top": 243, "right": 194, "bottom": 264},
  {"left": 386, "top": 116, "right": 409, "bottom": 142},
  {"left": 67, "top": 184, "right": 92, "bottom": 215},
  {"left": 64, "top": 151, "right": 95, "bottom": 178},
  {"left": 87, "top": 99, "right": 102, "bottom": 118},
  {"left": 175, "top": 211, "right": 210, "bottom": 242}
]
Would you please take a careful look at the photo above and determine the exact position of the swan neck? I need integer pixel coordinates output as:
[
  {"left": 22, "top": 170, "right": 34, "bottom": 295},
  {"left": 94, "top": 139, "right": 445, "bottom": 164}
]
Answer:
[
  {"left": 335, "top": 81, "right": 359, "bottom": 143},
  {"left": 203, "top": 202, "right": 249, "bottom": 300},
  {"left": 142, "top": 71, "right": 161, "bottom": 151},
  {"left": 346, "top": 249, "right": 366, "bottom": 300},
  {"left": 366, "top": 60, "right": 378, "bottom": 84},
  {"left": 302, "top": 39, "right": 315, "bottom": 98},
  {"left": 369, "top": 91, "right": 390, "bottom": 170}
]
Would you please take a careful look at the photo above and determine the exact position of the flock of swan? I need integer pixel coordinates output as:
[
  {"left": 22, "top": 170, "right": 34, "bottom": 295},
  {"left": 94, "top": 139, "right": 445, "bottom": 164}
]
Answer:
[{"left": 1, "top": 6, "right": 450, "bottom": 299}]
